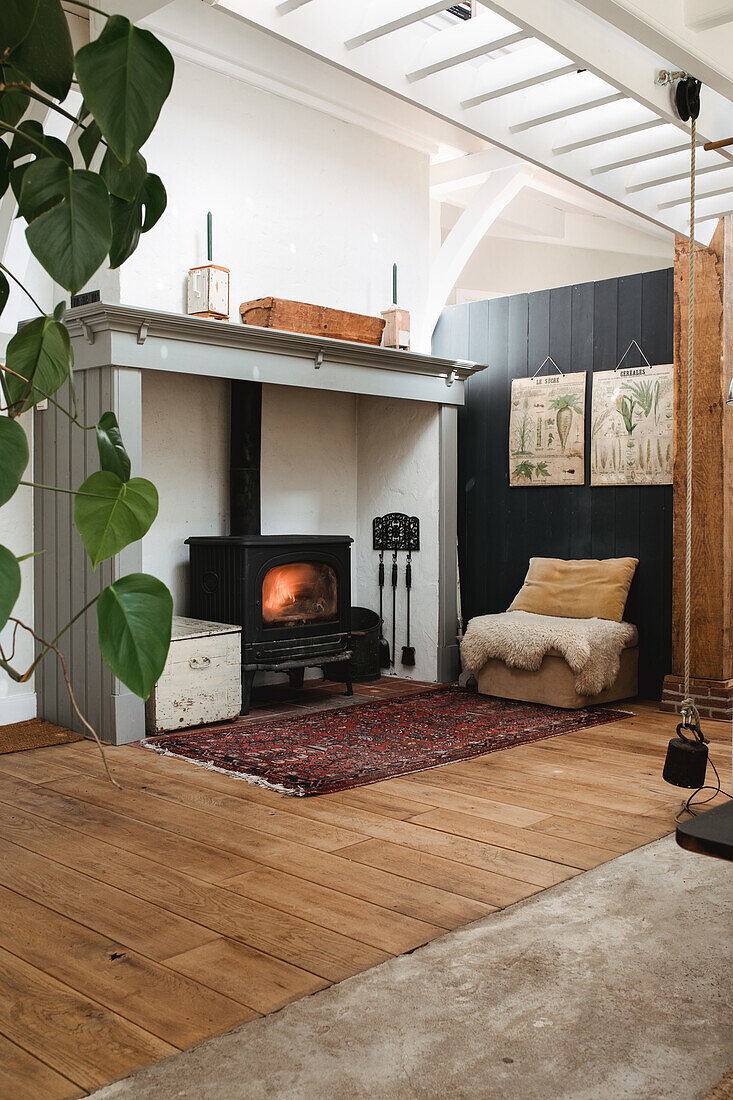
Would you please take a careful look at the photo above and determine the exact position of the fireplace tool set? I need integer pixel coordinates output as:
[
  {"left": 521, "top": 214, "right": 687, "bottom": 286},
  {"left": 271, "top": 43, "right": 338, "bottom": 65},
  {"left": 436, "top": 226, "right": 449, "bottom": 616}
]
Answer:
[{"left": 373, "top": 513, "right": 420, "bottom": 668}]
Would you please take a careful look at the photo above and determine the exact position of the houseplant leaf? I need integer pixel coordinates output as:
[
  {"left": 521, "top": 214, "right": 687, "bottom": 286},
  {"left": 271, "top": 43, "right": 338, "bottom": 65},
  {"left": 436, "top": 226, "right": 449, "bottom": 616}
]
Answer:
[
  {"left": 78, "top": 119, "right": 102, "bottom": 169},
  {"left": 108, "top": 194, "right": 142, "bottom": 269},
  {"left": 0, "top": 270, "right": 8, "bottom": 317},
  {"left": 0, "top": 544, "right": 21, "bottom": 632},
  {"left": 97, "top": 572, "right": 172, "bottom": 698},
  {"left": 0, "top": 66, "right": 31, "bottom": 128},
  {"left": 9, "top": 119, "right": 73, "bottom": 167},
  {"left": 8, "top": 0, "right": 74, "bottom": 102},
  {"left": 21, "top": 159, "right": 111, "bottom": 294},
  {"left": 0, "top": 1, "right": 39, "bottom": 55},
  {"left": 73, "top": 470, "right": 158, "bottom": 569},
  {"left": 75, "top": 16, "right": 174, "bottom": 165},
  {"left": 0, "top": 144, "right": 9, "bottom": 202},
  {"left": 0, "top": 415, "right": 29, "bottom": 506},
  {"left": 140, "top": 172, "right": 166, "bottom": 232},
  {"left": 4, "top": 314, "right": 72, "bottom": 414},
  {"left": 96, "top": 411, "right": 131, "bottom": 482},
  {"left": 100, "top": 149, "right": 146, "bottom": 201}
]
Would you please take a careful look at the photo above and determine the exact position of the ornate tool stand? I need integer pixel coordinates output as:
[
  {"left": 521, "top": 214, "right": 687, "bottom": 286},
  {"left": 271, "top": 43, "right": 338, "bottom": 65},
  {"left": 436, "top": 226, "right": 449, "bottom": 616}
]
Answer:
[{"left": 373, "top": 513, "right": 420, "bottom": 668}]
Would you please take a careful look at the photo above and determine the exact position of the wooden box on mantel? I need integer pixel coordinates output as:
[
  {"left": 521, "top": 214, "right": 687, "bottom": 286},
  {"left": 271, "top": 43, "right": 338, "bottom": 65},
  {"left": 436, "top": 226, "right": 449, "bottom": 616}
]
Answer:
[
  {"left": 240, "top": 297, "right": 386, "bottom": 345},
  {"left": 145, "top": 616, "right": 241, "bottom": 734}
]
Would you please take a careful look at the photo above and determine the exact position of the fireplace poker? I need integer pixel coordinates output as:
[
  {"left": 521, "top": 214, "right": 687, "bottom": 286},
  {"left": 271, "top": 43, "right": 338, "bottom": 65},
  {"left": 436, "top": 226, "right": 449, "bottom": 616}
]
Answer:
[
  {"left": 378, "top": 550, "right": 390, "bottom": 668},
  {"left": 401, "top": 550, "right": 415, "bottom": 666},
  {"left": 391, "top": 550, "right": 398, "bottom": 668}
]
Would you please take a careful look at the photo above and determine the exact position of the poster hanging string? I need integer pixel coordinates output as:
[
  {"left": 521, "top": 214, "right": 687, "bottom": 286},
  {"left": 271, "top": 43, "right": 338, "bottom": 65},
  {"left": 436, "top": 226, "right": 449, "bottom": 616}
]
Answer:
[
  {"left": 531, "top": 355, "right": 564, "bottom": 378},
  {"left": 614, "top": 339, "right": 652, "bottom": 372},
  {"left": 681, "top": 114, "right": 698, "bottom": 729}
]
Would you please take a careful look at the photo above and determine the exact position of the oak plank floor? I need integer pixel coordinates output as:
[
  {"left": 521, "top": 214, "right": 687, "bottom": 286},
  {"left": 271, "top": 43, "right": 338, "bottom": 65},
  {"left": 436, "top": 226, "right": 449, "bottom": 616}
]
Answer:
[{"left": 0, "top": 685, "right": 729, "bottom": 1097}]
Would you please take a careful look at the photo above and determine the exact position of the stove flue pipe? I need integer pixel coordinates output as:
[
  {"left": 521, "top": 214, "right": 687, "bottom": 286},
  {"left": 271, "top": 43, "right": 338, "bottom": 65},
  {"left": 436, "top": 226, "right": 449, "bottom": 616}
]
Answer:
[{"left": 230, "top": 380, "right": 262, "bottom": 536}]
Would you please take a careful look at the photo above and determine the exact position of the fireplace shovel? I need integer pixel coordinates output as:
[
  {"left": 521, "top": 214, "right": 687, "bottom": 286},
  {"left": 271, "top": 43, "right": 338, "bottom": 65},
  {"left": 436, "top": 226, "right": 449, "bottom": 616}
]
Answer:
[
  {"left": 378, "top": 551, "right": 391, "bottom": 668},
  {"left": 401, "top": 550, "right": 415, "bottom": 666}
]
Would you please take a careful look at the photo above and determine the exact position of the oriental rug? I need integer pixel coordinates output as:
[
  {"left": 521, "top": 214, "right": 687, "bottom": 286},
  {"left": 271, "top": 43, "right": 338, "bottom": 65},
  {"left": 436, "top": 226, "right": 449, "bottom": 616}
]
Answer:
[{"left": 141, "top": 686, "right": 629, "bottom": 796}]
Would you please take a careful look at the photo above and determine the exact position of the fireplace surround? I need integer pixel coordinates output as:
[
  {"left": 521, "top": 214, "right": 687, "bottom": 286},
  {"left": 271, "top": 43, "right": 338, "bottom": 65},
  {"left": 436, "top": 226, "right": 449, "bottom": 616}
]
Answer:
[{"left": 186, "top": 534, "right": 353, "bottom": 712}]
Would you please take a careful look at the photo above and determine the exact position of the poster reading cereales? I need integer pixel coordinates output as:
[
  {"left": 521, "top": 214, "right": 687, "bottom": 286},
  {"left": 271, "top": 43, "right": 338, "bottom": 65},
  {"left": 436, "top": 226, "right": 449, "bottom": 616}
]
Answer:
[
  {"left": 509, "top": 372, "right": 586, "bottom": 487},
  {"left": 590, "top": 365, "right": 674, "bottom": 486}
]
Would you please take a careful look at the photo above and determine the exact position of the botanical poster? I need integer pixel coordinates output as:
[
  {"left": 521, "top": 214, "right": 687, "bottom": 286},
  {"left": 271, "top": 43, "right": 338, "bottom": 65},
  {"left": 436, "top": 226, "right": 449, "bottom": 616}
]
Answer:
[
  {"left": 590, "top": 364, "right": 674, "bottom": 486},
  {"left": 509, "top": 372, "right": 586, "bottom": 487}
]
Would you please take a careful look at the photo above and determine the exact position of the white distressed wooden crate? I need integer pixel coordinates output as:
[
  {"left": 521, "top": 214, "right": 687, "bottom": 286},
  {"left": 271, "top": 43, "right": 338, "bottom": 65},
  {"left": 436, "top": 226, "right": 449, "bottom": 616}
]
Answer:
[{"left": 145, "top": 616, "right": 241, "bottom": 734}]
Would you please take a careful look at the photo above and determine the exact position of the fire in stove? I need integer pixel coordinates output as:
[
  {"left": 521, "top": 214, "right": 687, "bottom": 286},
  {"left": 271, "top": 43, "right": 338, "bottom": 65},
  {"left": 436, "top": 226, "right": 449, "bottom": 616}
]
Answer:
[{"left": 262, "top": 561, "right": 338, "bottom": 626}]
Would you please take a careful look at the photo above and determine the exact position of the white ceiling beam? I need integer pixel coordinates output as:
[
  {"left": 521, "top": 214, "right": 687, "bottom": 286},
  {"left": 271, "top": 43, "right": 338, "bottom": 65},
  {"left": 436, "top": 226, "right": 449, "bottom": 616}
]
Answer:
[
  {"left": 627, "top": 161, "right": 733, "bottom": 192},
  {"left": 696, "top": 206, "right": 733, "bottom": 223},
  {"left": 684, "top": 0, "right": 733, "bottom": 30},
  {"left": 573, "top": 0, "right": 733, "bottom": 102},
  {"left": 461, "top": 63, "right": 577, "bottom": 107},
  {"left": 553, "top": 117, "right": 665, "bottom": 155},
  {"left": 345, "top": 2, "right": 449, "bottom": 49},
  {"left": 408, "top": 29, "right": 528, "bottom": 81},
  {"left": 277, "top": 0, "right": 314, "bottom": 13},
  {"left": 478, "top": 0, "right": 732, "bottom": 150},
  {"left": 658, "top": 182, "right": 733, "bottom": 210},
  {"left": 510, "top": 92, "right": 626, "bottom": 133},
  {"left": 423, "top": 165, "right": 530, "bottom": 341},
  {"left": 591, "top": 142, "right": 693, "bottom": 175},
  {"left": 430, "top": 147, "right": 521, "bottom": 191}
]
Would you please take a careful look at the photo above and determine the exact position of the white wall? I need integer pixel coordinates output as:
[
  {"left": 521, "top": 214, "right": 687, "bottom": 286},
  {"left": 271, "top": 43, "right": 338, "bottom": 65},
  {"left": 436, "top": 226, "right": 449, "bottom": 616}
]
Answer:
[
  {"left": 141, "top": 371, "right": 230, "bottom": 613},
  {"left": 116, "top": 55, "right": 430, "bottom": 344},
  {"left": 0, "top": 402, "right": 36, "bottom": 723},
  {"left": 453, "top": 236, "right": 674, "bottom": 303},
  {"left": 355, "top": 397, "right": 441, "bottom": 684}
]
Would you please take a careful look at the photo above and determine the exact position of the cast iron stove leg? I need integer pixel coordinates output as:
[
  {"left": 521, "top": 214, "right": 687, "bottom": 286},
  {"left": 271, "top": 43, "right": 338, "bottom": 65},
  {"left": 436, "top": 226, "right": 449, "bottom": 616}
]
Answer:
[{"left": 241, "top": 669, "right": 255, "bottom": 716}]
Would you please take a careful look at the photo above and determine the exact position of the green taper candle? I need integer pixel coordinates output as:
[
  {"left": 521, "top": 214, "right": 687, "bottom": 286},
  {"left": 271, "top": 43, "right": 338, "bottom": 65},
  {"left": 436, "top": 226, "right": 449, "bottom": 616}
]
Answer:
[
  {"left": 392, "top": 262, "right": 397, "bottom": 306},
  {"left": 207, "top": 211, "right": 212, "bottom": 263}
]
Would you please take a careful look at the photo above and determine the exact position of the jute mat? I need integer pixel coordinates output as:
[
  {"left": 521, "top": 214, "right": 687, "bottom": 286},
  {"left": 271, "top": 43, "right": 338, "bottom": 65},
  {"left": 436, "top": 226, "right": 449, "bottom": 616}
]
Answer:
[
  {"left": 705, "top": 1069, "right": 733, "bottom": 1099},
  {"left": 0, "top": 717, "right": 84, "bottom": 754}
]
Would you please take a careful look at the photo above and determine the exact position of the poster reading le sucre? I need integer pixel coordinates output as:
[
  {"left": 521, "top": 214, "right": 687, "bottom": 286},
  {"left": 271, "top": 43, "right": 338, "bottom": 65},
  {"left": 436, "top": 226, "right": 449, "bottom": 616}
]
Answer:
[{"left": 509, "top": 372, "right": 586, "bottom": 487}]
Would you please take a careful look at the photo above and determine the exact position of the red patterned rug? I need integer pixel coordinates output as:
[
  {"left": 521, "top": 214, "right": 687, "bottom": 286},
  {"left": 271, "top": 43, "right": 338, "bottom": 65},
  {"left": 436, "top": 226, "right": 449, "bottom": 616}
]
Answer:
[{"left": 141, "top": 686, "right": 630, "bottom": 796}]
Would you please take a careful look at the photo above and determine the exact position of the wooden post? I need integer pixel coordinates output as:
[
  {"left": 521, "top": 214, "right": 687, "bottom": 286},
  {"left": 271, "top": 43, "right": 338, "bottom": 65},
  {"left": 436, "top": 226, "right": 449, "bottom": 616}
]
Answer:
[{"left": 661, "top": 216, "right": 733, "bottom": 719}]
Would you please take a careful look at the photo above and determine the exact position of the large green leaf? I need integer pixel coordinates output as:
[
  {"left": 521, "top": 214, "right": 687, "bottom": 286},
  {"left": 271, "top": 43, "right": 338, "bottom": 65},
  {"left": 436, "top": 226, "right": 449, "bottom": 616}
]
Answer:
[
  {"left": 0, "top": 415, "right": 29, "bottom": 506},
  {"left": 0, "top": 143, "right": 9, "bottom": 202},
  {"left": 74, "top": 471, "right": 158, "bottom": 569},
  {"left": 9, "top": 0, "right": 74, "bottom": 102},
  {"left": 0, "top": 270, "right": 8, "bottom": 318},
  {"left": 0, "top": 544, "right": 21, "bottom": 632},
  {"left": 101, "top": 149, "right": 146, "bottom": 201},
  {"left": 140, "top": 172, "right": 166, "bottom": 232},
  {"left": 108, "top": 194, "right": 142, "bottom": 269},
  {"left": 0, "top": 65, "right": 31, "bottom": 128},
  {"left": 96, "top": 411, "right": 131, "bottom": 482},
  {"left": 78, "top": 119, "right": 102, "bottom": 169},
  {"left": 97, "top": 573, "right": 172, "bottom": 699},
  {"left": 75, "top": 16, "right": 174, "bottom": 165},
  {"left": 9, "top": 119, "right": 72, "bottom": 166},
  {"left": 21, "top": 160, "right": 111, "bottom": 294},
  {"left": 4, "top": 314, "right": 72, "bottom": 414},
  {"left": 0, "top": 3, "right": 39, "bottom": 55}
]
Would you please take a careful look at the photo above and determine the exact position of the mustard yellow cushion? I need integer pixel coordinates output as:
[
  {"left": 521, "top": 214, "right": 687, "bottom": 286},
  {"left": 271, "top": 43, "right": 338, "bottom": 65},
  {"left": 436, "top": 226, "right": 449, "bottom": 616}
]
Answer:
[{"left": 508, "top": 557, "right": 638, "bottom": 623}]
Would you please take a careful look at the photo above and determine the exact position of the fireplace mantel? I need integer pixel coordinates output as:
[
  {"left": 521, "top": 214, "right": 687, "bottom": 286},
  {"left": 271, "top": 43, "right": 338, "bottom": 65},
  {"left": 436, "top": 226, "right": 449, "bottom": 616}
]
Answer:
[{"left": 64, "top": 302, "right": 484, "bottom": 406}]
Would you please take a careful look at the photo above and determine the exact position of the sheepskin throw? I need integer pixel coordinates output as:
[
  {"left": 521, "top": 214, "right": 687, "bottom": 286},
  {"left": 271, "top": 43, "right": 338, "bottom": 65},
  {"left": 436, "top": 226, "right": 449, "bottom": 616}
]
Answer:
[{"left": 461, "top": 610, "right": 638, "bottom": 696}]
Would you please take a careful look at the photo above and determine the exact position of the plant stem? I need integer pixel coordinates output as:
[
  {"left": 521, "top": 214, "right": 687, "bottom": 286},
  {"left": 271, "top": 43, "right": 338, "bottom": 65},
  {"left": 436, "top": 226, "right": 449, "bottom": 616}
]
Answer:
[
  {"left": 21, "top": 594, "right": 101, "bottom": 679},
  {"left": 8, "top": 616, "right": 120, "bottom": 789},
  {"left": 0, "top": 261, "right": 44, "bottom": 314},
  {"left": 20, "top": 480, "right": 109, "bottom": 499},
  {"left": 0, "top": 363, "right": 95, "bottom": 429},
  {"left": 0, "top": 120, "right": 52, "bottom": 157}
]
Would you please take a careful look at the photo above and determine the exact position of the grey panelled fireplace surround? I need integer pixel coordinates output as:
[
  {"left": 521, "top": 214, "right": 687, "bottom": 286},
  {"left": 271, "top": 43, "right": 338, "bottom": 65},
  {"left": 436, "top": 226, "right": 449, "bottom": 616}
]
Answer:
[{"left": 32, "top": 302, "right": 483, "bottom": 744}]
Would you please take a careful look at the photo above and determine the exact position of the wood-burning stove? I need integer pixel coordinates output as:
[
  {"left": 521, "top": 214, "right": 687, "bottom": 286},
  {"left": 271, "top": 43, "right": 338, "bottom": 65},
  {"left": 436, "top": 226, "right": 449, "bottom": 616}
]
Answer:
[{"left": 186, "top": 534, "right": 353, "bottom": 713}]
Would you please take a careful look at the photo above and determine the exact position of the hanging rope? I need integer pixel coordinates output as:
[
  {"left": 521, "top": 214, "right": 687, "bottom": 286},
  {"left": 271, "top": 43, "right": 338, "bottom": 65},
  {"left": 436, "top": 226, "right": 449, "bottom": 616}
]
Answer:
[{"left": 681, "top": 114, "right": 699, "bottom": 730}]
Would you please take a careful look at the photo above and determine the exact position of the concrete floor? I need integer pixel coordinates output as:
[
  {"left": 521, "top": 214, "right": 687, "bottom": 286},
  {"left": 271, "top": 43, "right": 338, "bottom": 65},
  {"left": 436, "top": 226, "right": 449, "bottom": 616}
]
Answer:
[{"left": 93, "top": 836, "right": 732, "bottom": 1100}]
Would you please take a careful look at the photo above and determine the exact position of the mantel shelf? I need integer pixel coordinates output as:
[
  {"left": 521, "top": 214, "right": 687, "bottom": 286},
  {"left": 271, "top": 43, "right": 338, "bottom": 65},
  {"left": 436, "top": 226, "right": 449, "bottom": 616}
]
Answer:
[{"left": 62, "top": 302, "right": 485, "bottom": 405}]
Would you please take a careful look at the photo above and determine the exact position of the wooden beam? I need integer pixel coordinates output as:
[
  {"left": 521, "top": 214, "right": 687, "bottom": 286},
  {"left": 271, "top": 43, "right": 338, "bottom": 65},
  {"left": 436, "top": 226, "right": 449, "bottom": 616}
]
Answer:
[
  {"left": 461, "top": 63, "right": 576, "bottom": 108},
  {"left": 408, "top": 30, "right": 528, "bottom": 81},
  {"left": 553, "top": 118, "right": 665, "bottom": 156},
  {"left": 510, "top": 91, "right": 625, "bottom": 133},
  {"left": 664, "top": 218, "right": 733, "bottom": 711}
]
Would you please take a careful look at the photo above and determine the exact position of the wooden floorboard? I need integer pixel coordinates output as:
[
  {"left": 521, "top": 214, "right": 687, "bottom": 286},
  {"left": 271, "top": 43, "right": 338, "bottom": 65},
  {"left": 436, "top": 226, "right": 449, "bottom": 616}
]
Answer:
[{"left": 0, "top": 696, "right": 729, "bottom": 1096}]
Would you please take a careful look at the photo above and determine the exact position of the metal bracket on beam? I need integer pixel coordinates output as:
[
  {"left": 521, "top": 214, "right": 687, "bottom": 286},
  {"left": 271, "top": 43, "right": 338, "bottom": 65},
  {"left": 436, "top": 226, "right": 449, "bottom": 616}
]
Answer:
[
  {"left": 80, "top": 319, "right": 95, "bottom": 345},
  {"left": 656, "top": 69, "right": 688, "bottom": 86},
  {"left": 445, "top": 369, "right": 456, "bottom": 387},
  {"left": 137, "top": 321, "right": 149, "bottom": 345},
  {"left": 314, "top": 349, "right": 324, "bottom": 369}
]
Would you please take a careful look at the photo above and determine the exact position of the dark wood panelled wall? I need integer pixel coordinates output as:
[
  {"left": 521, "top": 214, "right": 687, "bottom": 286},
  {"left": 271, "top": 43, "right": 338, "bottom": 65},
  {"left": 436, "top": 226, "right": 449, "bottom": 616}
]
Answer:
[{"left": 433, "top": 269, "right": 674, "bottom": 699}]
